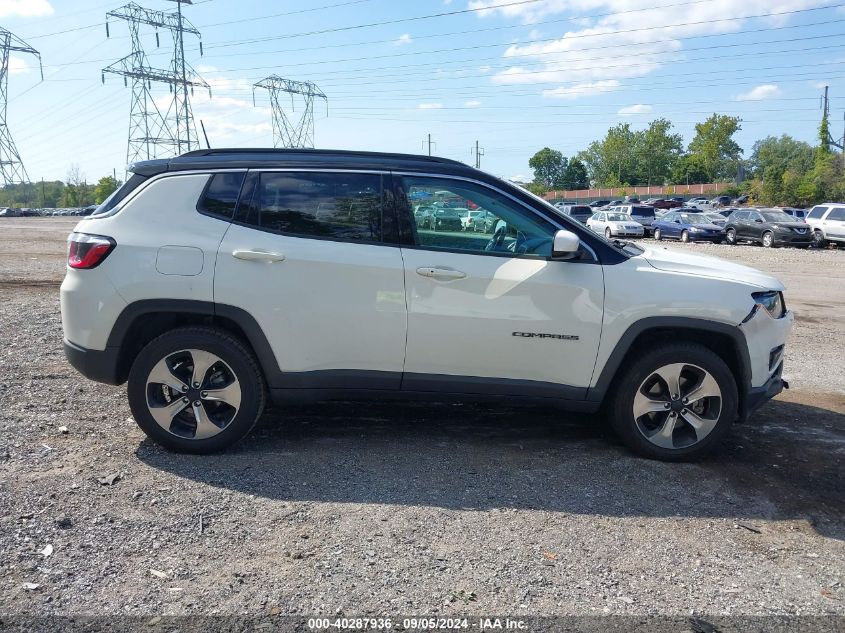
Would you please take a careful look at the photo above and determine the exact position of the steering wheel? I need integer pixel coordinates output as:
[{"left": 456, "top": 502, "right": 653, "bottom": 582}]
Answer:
[{"left": 484, "top": 220, "right": 508, "bottom": 252}]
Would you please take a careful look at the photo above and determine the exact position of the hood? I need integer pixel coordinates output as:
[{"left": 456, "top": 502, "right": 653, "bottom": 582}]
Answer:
[
  {"left": 770, "top": 221, "right": 808, "bottom": 230},
  {"left": 639, "top": 245, "right": 783, "bottom": 290}
]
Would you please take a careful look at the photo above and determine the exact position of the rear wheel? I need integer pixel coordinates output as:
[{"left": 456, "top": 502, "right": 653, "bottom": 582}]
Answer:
[
  {"left": 608, "top": 343, "right": 738, "bottom": 461},
  {"left": 726, "top": 228, "right": 737, "bottom": 244},
  {"left": 128, "top": 327, "right": 266, "bottom": 454}
]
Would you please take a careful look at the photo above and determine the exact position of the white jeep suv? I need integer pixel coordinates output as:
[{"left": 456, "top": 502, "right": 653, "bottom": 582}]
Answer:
[
  {"left": 805, "top": 203, "right": 845, "bottom": 246},
  {"left": 61, "top": 149, "right": 792, "bottom": 460}
]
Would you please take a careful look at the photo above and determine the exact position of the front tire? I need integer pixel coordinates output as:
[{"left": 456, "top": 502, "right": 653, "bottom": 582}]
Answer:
[
  {"left": 814, "top": 230, "right": 828, "bottom": 248},
  {"left": 762, "top": 231, "right": 774, "bottom": 248},
  {"left": 605, "top": 227, "right": 612, "bottom": 239},
  {"left": 726, "top": 228, "right": 737, "bottom": 244},
  {"left": 654, "top": 228, "right": 662, "bottom": 241},
  {"left": 127, "top": 327, "right": 266, "bottom": 454},
  {"left": 681, "top": 230, "right": 690, "bottom": 243},
  {"left": 608, "top": 343, "right": 738, "bottom": 461}
]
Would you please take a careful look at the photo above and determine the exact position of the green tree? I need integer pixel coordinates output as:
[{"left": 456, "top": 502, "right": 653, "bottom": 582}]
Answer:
[
  {"left": 671, "top": 154, "right": 709, "bottom": 185},
  {"left": 748, "top": 135, "right": 814, "bottom": 179},
  {"left": 94, "top": 175, "right": 122, "bottom": 204},
  {"left": 687, "top": 114, "right": 743, "bottom": 181},
  {"left": 563, "top": 157, "right": 588, "bottom": 189},
  {"left": 528, "top": 147, "right": 567, "bottom": 190},
  {"left": 634, "top": 118, "right": 684, "bottom": 186}
]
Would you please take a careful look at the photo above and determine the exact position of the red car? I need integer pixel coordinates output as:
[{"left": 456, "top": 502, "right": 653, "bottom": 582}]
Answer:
[{"left": 644, "top": 198, "right": 683, "bottom": 210}]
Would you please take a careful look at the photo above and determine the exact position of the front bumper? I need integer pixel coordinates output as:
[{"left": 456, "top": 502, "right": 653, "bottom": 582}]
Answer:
[
  {"left": 774, "top": 232, "right": 813, "bottom": 245},
  {"left": 64, "top": 339, "right": 123, "bottom": 385},
  {"left": 741, "top": 361, "right": 786, "bottom": 421}
]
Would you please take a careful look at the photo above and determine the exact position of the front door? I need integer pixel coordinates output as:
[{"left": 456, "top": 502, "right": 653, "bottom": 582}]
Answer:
[
  {"left": 215, "top": 170, "right": 407, "bottom": 390},
  {"left": 395, "top": 174, "right": 604, "bottom": 397}
]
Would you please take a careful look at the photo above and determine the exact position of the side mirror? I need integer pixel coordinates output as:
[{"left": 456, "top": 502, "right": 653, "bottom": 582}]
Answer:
[
  {"left": 754, "top": 218, "right": 763, "bottom": 223},
  {"left": 552, "top": 229, "right": 580, "bottom": 259}
]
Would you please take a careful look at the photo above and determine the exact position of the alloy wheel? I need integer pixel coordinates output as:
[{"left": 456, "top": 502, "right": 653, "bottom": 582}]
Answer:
[
  {"left": 145, "top": 349, "right": 241, "bottom": 440},
  {"left": 762, "top": 232, "right": 774, "bottom": 247},
  {"left": 632, "top": 362, "right": 722, "bottom": 450},
  {"left": 605, "top": 227, "right": 612, "bottom": 238},
  {"left": 681, "top": 230, "right": 689, "bottom": 243},
  {"left": 654, "top": 228, "right": 662, "bottom": 241},
  {"left": 726, "top": 229, "right": 736, "bottom": 244}
]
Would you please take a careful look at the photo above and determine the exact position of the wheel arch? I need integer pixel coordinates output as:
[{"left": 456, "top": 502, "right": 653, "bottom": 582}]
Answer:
[
  {"left": 107, "top": 300, "right": 281, "bottom": 387},
  {"left": 588, "top": 317, "right": 751, "bottom": 419}
]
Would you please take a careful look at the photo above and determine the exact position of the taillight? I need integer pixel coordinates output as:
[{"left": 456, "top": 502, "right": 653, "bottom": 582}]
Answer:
[{"left": 67, "top": 233, "right": 116, "bottom": 269}]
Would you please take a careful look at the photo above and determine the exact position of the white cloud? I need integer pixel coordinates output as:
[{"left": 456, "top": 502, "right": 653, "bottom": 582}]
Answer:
[
  {"left": 509, "top": 174, "right": 530, "bottom": 182},
  {"left": 418, "top": 102, "right": 443, "bottom": 109},
  {"left": 8, "top": 57, "right": 29, "bottom": 74},
  {"left": 542, "top": 80, "right": 620, "bottom": 99},
  {"left": 617, "top": 104, "right": 653, "bottom": 115},
  {"left": 394, "top": 33, "right": 413, "bottom": 46},
  {"left": 464, "top": 100, "right": 482, "bottom": 108},
  {"left": 0, "top": 0, "right": 53, "bottom": 18},
  {"left": 736, "top": 84, "right": 782, "bottom": 101},
  {"left": 477, "top": 1, "right": 832, "bottom": 98}
]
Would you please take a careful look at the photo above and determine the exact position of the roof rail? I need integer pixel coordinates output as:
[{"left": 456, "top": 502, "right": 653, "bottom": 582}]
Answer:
[{"left": 176, "top": 147, "right": 466, "bottom": 166}]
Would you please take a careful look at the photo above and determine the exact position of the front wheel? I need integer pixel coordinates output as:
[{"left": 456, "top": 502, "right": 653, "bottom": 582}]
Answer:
[
  {"left": 814, "top": 230, "right": 828, "bottom": 248},
  {"left": 127, "top": 327, "right": 266, "bottom": 454},
  {"left": 726, "top": 228, "right": 737, "bottom": 244},
  {"left": 608, "top": 343, "right": 738, "bottom": 461},
  {"left": 654, "top": 228, "right": 662, "bottom": 241},
  {"left": 681, "top": 230, "right": 690, "bottom": 243},
  {"left": 762, "top": 231, "right": 774, "bottom": 248},
  {"left": 605, "top": 227, "right": 612, "bottom": 239}
]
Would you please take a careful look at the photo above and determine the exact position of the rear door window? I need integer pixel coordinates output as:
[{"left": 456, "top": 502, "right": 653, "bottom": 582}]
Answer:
[
  {"left": 197, "top": 172, "right": 246, "bottom": 220},
  {"left": 237, "top": 172, "right": 390, "bottom": 243},
  {"left": 827, "top": 207, "right": 845, "bottom": 221}
]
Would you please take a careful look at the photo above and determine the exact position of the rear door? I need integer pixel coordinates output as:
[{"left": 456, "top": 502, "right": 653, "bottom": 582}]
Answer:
[
  {"left": 824, "top": 206, "right": 845, "bottom": 239},
  {"left": 214, "top": 170, "right": 407, "bottom": 390}
]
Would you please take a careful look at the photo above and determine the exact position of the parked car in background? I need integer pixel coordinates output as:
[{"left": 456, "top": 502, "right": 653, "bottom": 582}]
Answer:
[
  {"left": 703, "top": 212, "right": 727, "bottom": 227},
  {"left": 776, "top": 207, "right": 807, "bottom": 222},
  {"left": 624, "top": 196, "right": 640, "bottom": 203},
  {"left": 805, "top": 203, "right": 845, "bottom": 247},
  {"left": 467, "top": 209, "right": 499, "bottom": 233},
  {"left": 724, "top": 208, "right": 813, "bottom": 248},
  {"left": 0, "top": 207, "right": 15, "bottom": 217},
  {"left": 710, "top": 195, "right": 732, "bottom": 208},
  {"left": 425, "top": 207, "right": 463, "bottom": 231},
  {"left": 732, "top": 195, "right": 749, "bottom": 205},
  {"left": 587, "top": 211, "right": 645, "bottom": 239},
  {"left": 589, "top": 199, "right": 611, "bottom": 209},
  {"left": 613, "top": 204, "right": 656, "bottom": 235},
  {"left": 652, "top": 211, "right": 725, "bottom": 243},
  {"left": 645, "top": 198, "right": 683, "bottom": 210},
  {"left": 558, "top": 204, "right": 593, "bottom": 224}
]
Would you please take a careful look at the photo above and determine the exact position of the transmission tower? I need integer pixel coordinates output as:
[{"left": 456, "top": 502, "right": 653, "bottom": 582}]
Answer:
[
  {"left": 0, "top": 29, "right": 42, "bottom": 185},
  {"left": 253, "top": 76, "right": 327, "bottom": 148},
  {"left": 103, "top": 1, "right": 209, "bottom": 165}
]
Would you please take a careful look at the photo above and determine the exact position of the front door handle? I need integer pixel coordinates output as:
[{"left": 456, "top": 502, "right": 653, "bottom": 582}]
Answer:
[
  {"left": 416, "top": 266, "right": 467, "bottom": 281},
  {"left": 232, "top": 249, "right": 286, "bottom": 263}
]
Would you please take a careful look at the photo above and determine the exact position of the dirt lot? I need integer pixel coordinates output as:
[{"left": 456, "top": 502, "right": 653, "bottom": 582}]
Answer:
[{"left": 0, "top": 218, "right": 843, "bottom": 623}]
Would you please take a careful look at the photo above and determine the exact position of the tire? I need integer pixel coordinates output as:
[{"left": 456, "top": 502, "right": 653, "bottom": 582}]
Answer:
[
  {"left": 681, "top": 230, "right": 690, "bottom": 243},
  {"left": 608, "top": 342, "right": 738, "bottom": 461},
  {"left": 127, "top": 327, "right": 266, "bottom": 454},
  {"left": 762, "top": 231, "right": 774, "bottom": 248},
  {"left": 726, "top": 228, "right": 737, "bottom": 244},
  {"left": 814, "top": 230, "right": 828, "bottom": 248},
  {"left": 654, "top": 228, "right": 662, "bottom": 241},
  {"left": 605, "top": 227, "right": 612, "bottom": 239}
]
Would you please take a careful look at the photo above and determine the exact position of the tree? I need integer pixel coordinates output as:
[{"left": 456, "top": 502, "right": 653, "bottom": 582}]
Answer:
[
  {"left": 563, "top": 157, "right": 588, "bottom": 189},
  {"left": 748, "top": 135, "right": 814, "bottom": 179},
  {"left": 94, "top": 175, "right": 122, "bottom": 204},
  {"left": 671, "top": 154, "right": 709, "bottom": 185},
  {"left": 528, "top": 147, "right": 567, "bottom": 190},
  {"left": 687, "top": 114, "right": 743, "bottom": 181},
  {"left": 634, "top": 118, "right": 683, "bottom": 186}
]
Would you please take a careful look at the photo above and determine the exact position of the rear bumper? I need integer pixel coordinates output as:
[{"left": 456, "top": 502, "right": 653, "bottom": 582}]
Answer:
[{"left": 63, "top": 339, "right": 123, "bottom": 385}]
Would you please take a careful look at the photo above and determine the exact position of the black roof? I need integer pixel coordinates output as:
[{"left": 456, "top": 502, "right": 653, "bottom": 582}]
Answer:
[{"left": 128, "top": 148, "right": 470, "bottom": 176}]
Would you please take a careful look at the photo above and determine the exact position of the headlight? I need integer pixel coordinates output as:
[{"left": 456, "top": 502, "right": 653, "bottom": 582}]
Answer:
[
  {"left": 689, "top": 226, "right": 702, "bottom": 232},
  {"left": 751, "top": 291, "right": 785, "bottom": 319}
]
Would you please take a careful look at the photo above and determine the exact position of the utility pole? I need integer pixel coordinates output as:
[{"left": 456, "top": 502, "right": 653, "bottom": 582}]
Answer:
[
  {"left": 821, "top": 85, "right": 843, "bottom": 151},
  {"left": 0, "top": 28, "right": 42, "bottom": 185},
  {"left": 253, "top": 76, "right": 327, "bottom": 148},
  {"left": 103, "top": 1, "right": 209, "bottom": 166},
  {"left": 471, "top": 140, "right": 485, "bottom": 169}
]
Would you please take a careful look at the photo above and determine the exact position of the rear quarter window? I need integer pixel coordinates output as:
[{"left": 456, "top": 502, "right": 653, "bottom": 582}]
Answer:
[{"left": 828, "top": 207, "right": 845, "bottom": 221}]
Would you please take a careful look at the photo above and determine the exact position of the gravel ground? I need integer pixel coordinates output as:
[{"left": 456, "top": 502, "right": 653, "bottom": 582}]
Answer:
[{"left": 0, "top": 218, "right": 843, "bottom": 622}]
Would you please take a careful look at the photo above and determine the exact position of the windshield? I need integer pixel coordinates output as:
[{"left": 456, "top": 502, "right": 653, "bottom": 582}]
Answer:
[
  {"left": 761, "top": 211, "right": 796, "bottom": 223},
  {"left": 607, "top": 213, "right": 631, "bottom": 221},
  {"left": 631, "top": 206, "right": 654, "bottom": 217},
  {"left": 677, "top": 213, "right": 712, "bottom": 225},
  {"left": 435, "top": 209, "right": 460, "bottom": 217}
]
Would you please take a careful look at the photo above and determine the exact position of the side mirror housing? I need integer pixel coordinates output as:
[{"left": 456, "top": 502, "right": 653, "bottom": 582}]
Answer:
[{"left": 552, "top": 229, "right": 580, "bottom": 259}]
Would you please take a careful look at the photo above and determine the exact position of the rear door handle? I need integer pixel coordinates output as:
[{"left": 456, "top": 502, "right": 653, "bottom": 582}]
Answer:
[
  {"left": 232, "top": 249, "right": 286, "bottom": 263},
  {"left": 416, "top": 266, "right": 466, "bottom": 281}
]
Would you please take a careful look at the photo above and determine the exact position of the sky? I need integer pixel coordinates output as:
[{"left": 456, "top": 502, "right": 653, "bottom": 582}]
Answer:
[{"left": 3, "top": 0, "right": 845, "bottom": 184}]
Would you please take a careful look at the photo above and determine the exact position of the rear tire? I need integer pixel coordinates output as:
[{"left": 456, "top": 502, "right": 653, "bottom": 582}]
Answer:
[
  {"left": 608, "top": 343, "right": 738, "bottom": 461},
  {"left": 127, "top": 327, "right": 266, "bottom": 454}
]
